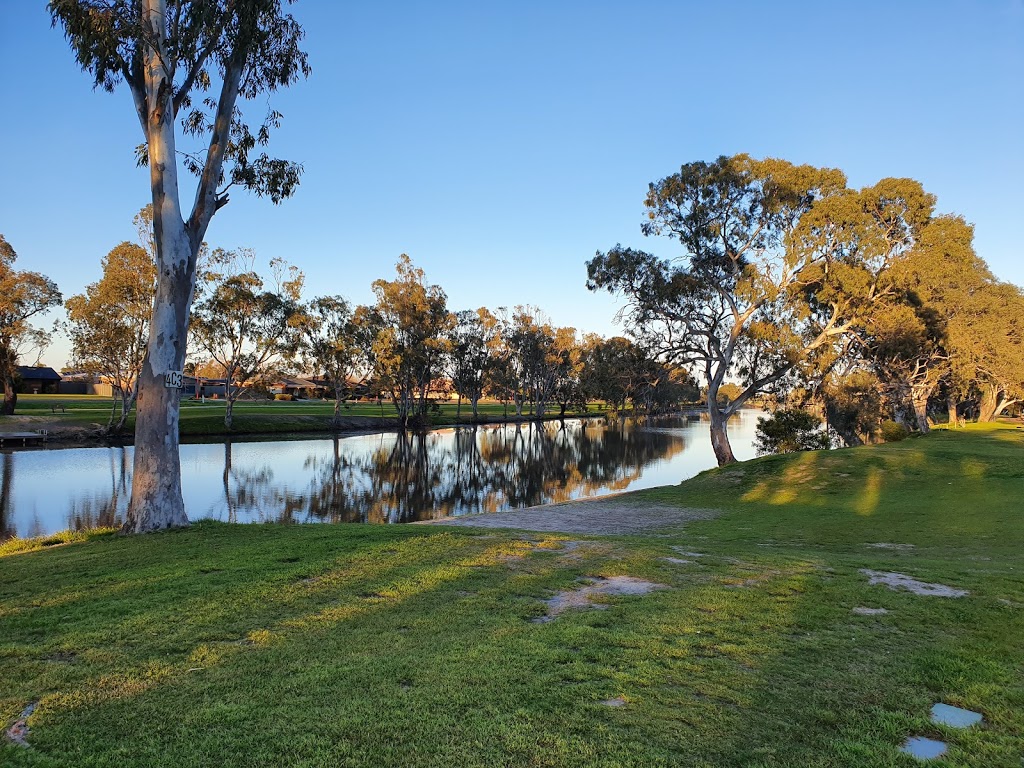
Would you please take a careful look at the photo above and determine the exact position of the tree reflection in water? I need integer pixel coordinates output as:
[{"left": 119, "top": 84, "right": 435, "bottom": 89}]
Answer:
[
  {"left": 3, "top": 417, "right": 696, "bottom": 537},
  {"left": 289, "top": 418, "right": 686, "bottom": 524},
  {"left": 62, "top": 447, "right": 132, "bottom": 534}
]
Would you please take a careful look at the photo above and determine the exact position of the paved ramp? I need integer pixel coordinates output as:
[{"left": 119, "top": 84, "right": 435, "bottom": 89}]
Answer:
[{"left": 422, "top": 495, "right": 720, "bottom": 535}]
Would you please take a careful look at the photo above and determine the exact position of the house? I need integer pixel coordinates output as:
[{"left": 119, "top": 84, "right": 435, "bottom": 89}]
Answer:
[
  {"left": 270, "top": 376, "right": 326, "bottom": 399},
  {"left": 16, "top": 366, "right": 62, "bottom": 394}
]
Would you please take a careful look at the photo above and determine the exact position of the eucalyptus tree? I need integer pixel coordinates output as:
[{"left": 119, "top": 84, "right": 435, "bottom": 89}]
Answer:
[
  {"left": 948, "top": 280, "right": 1024, "bottom": 421},
  {"left": 804, "top": 183, "right": 993, "bottom": 432},
  {"left": 50, "top": 0, "right": 309, "bottom": 532},
  {"left": 587, "top": 155, "right": 849, "bottom": 465},
  {"left": 190, "top": 249, "right": 304, "bottom": 429},
  {"left": 448, "top": 307, "right": 499, "bottom": 420},
  {"left": 504, "top": 307, "right": 558, "bottom": 418},
  {"left": 368, "top": 256, "right": 452, "bottom": 428},
  {"left": 581, "top": 336, "right": 638, "bottom": 411},
  {"left": 300, "top": 296, "right": 373, "bottom": 425},
  {"left": 65, "top": 241, "right": 157, "bottom": 431},
  {"left": 0, "top": 236, "right": 62, "bottom": 415},
  {"left": 550, "top": 326, "right": 586, "bottom": 418}
]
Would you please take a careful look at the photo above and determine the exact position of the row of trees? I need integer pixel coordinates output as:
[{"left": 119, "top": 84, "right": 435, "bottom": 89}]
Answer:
[
  {"left": 65, "top": 234, "right": 700, "bottom": 432},
  {"left": 588, "top": 154, "right": 1023, "bottom": 464}
]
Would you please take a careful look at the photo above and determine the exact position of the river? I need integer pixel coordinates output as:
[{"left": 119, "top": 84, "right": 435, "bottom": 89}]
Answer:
[{"left": 1, "top": 411, "right": 762, "bottom": 539}]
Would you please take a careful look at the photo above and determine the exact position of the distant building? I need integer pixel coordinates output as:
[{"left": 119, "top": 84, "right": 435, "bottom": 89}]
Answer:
[{"left": 16, "top": 366, "right": 62, "bottom": 394}]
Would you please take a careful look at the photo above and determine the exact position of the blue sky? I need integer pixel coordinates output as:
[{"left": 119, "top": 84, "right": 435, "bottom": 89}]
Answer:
[{"left": 1, "top": 1, "right": 1022, "bottom": 369}]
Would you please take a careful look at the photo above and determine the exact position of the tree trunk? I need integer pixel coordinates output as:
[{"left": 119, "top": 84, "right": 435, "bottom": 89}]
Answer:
[
  {"left": 911, "top": 396, "right": 930, "bottom": 433},
  {"left": 0, "top": 453, "right": 14, "bottom": 540},
  {"left": 332, "top": 387, "right": 342, "bottom": 426},
  {"left": 112, "top": 380, "right": 140, "bottom": 434},
  {"left": 947, "top": 392, "right": 958, "bottom": 427},
  {"left": 708, "top": 404, "right": 737, "bottom": 466},
  {"left": 3, "top": 373, "right": 17, "bottom": 415},
  {"left": 471, "top": 395, "right": 479, "bottom": 420},
  {"left": 224, "top": 396, "right": 235, "bottom": 430},
  {"left": 456, "top": 392, "right": 462, "bottom": 421},
  {"left": 978, "top": 385, "right": 1003, "bottom": 422},
  {"left": 123, "top": 214, "right": 194, "bottom": 532}
]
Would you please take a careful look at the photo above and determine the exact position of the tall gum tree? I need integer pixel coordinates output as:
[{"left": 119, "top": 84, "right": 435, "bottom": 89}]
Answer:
[
  {"left": 50, "top": 0, "right": 309, "bottom": 532},
  {"left": 587, "top": 155, "right": 850, "bottom": 466}
]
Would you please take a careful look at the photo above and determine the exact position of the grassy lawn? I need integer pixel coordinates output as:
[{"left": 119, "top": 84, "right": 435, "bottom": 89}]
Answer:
[
  {"left": 8, "top": 395, "right": 600, "bottom": 437},
  {"left": 1, "top": 425, "right": 1022, "bottom": 766}
]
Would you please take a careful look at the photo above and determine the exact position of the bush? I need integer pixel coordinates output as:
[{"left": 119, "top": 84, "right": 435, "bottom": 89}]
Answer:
[
  {"left": 754, "top": 408, "right": 831, "bottom": 455},
  {"left": 274, "top": 393, "right": 293, "bottom": 401},
  {"left": 879, "top": 420, "right": 909, "bottom": 442}
]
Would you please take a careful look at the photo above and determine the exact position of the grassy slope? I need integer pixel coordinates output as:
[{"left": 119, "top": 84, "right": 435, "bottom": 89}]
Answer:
[{"left": 1, "top": 425, "right": 1021, "bottom": 767}]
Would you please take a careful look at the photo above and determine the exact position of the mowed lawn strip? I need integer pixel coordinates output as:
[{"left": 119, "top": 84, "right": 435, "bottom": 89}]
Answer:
[
  {"left": 7, "top": 394, "right": 602, "bottom": 437},
  {"left": 1, "top": 424, "right": 1021, "bottom": 766}
]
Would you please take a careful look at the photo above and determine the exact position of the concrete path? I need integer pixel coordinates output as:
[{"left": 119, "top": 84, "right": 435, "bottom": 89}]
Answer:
[{"left": 421, "top": 494, "right": 720, "bottom": 535}]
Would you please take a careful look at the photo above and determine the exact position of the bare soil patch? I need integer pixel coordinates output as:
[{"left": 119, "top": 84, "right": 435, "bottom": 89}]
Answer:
[
  {"left": 860, "top": 569, "right": 968, "bottom": 597},
  {"left": 533, "top": 575, "right": 667, "bottom": 622},
  {"left": 852, "top": 606, "right": 889, "bottom": 616},
  {"left": 5, "top": 701, "right": 36, "bottom": 748}
]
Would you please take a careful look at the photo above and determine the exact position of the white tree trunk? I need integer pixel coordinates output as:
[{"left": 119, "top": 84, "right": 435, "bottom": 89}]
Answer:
[
  {"left": 123, "top": 7, "right": 195, "bottom": 532},
  {"left": 124, "top": 219, "right": 194, "bottom": 532}
]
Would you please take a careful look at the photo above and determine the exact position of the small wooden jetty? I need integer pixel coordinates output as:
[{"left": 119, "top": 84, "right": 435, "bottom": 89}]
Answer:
[{"left": 0, "top": 432, "right": 47, "bottom": 447}]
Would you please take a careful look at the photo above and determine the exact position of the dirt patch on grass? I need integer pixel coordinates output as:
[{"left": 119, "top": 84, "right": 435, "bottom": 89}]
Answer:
[
  {"left": 860, "top": 569, "right": 968, "bottom": 597},
  {"left": 424, "top": 494, "right": 720, "bottom": 535},
  {"left": 533, "top": 576, "right": 667, "bottom": 622},
  {"left": 5, "top": 701, "right": 36, "bottom": 748}
]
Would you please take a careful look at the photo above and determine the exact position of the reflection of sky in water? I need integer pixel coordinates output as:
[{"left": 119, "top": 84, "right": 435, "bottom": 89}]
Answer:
[{"left": 1, "top": 411, "right": 761, "bottom": 539}]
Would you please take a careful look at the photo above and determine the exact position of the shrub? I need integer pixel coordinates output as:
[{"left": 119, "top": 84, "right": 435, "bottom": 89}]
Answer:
[
  {"left": 274, "top": 393, "right": 293, "bottom": 401},
  {"left": 879, "top": 420, "right": 909, "bottom": 442},
  {"left": 754, "top": 408, "right": 831, "bottom": 455}
]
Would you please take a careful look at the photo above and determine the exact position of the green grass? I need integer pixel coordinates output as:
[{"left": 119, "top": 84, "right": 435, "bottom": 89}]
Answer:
[
  {"left": 1, "top": 425, "right": 1022, "bottom": 766},
  {"left": 8, "top": 395, "right": 599, "bottom": 437}
]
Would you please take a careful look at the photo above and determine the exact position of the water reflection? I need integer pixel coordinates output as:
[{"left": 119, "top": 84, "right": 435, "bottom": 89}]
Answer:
[
  {"left": 1, "top": 413, "right": 761, "bottom": 539},
  {"left": 293, "top": 420, "right": 686, "bottom": 524}
]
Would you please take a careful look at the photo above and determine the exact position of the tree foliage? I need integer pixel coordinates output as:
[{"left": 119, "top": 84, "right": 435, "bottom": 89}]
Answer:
[
  {"left": 448, "top": 308, "right": 499, "bottom": 420},
  {"left": 754, "top": 408, "right": 830, "bottom": 455},
  {"left": 66, "top": 239, "right": 156, "bottom": 431},
  {"left": 300, "top": 296, "right": 373, "bottom": 425},
  {"left": 366, "top": 256, "right": 452, "bottom": 428},
  {"left": 0, "top": 235, "right": 62, "bottom": 415},
  {"left": 190, "top": 249, "right": 303, "bottom": 429}
]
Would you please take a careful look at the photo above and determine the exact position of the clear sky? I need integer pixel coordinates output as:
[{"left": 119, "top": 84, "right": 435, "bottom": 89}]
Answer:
[{"left": 1, "top": 1, "right": 1021, "bottom": 369}]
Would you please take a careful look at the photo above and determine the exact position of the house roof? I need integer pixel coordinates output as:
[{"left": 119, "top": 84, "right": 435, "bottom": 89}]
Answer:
[
  {"left": 16, "top": 366, "right": 61, "bottom": 381},
  {"left": 276, "top": 376, "right": 321, "bottom": 389}
]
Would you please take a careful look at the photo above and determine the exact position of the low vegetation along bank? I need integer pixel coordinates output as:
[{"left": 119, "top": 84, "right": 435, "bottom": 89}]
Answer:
[{"left": 2, "top": 425, "right": 1022, "bottom": 766}]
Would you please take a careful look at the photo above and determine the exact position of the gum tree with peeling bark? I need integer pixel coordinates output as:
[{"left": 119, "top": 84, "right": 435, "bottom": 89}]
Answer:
[{"left": 50, "top": 0, "right": 309, "bottom": 532}]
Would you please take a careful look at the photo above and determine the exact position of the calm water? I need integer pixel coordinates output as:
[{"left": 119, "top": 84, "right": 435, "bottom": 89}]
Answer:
[{"left": 0, "top": 412, "right": 761, "bottom": 539}]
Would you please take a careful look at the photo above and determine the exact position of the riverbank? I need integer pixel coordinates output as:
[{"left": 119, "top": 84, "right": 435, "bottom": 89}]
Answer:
[
  {"left": 1, "top": 395, "right": 634, "bottom": 448},
  {"left": 2, "top": 424, "right": 1021, "bottom": 766}
]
